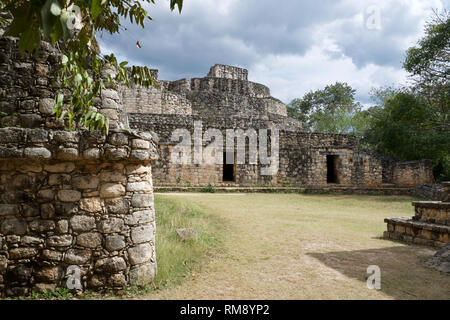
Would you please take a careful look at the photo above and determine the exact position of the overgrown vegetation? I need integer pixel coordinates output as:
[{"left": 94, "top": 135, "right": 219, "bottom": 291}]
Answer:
[
  {"left": 287, "top": 10, "right": 449, "bottom": 181},
  {"left": 151, "top": 196, "right": 223, "bottom": 290},
  {"left": 0, "top": 0, "right": 183, "bottom": 135}
]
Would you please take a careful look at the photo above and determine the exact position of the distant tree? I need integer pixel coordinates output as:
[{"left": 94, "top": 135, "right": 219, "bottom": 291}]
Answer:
[
  {"left": 403, "top": 9, "right": 449, "bottom": 130},
  {"left": 362, "top": 88, "right": 450, "bottom": 181},
  {"left": 0, "top": 0, "right": 183, "bottom": 135},
  {"left": 287, "top": 82, "right": 362, "bottom": 134}
]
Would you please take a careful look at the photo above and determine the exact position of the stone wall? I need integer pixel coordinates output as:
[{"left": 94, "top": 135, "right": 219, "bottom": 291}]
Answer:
[
  {"left": 207, "top": 64, "right": 248, "bottom": 81},
  {"left": 0, "top": 36, "right": 158, "bottom": 297},
  {"left": 414, "top": 184, "right": 445, "bottom": 201},
  {"left": 119, "top": 65, "right": 288, "bottom": 118},
  {"left": 384, "top": 182, "right": 450, "bottom": 248},
  {"left": 393, "top": 160, "right": 434, "bottom": 186},
  {"left": 129, "top": 113, "right": 387, "bottom": 187}
]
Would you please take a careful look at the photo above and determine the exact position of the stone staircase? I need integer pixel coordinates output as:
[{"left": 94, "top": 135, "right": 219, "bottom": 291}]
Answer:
[{"left": 384, "top": 182, "right": 450, "bottom": 248}]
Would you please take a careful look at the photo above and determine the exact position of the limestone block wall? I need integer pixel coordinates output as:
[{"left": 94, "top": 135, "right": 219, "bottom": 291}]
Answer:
[
  {"left": 129, "top": 114, "right": 386, "bottom": 187},
  {"left": 0, "top": 157, "right": 156, "bottom": 297},
  {"left": 393, "top": 160, "right": 434, "bottom": 186},
  {"left": 207, "top": 64, "right": 248, "bottom": 81},
  {"left": 0, "top": 36, "right": 159, "bottom": 297}
]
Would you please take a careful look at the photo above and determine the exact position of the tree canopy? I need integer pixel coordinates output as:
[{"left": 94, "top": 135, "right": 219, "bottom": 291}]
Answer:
[
  {"left": 287, "top": 82, "right": 362, "bottom": 134},
  {"left": 0, "top": 0, "right": 183, "bottom": 134}
]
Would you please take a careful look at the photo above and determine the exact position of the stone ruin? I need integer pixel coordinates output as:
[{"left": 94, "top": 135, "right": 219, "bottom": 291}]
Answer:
[
  {"left": 0, "top": 37, "right": 158, "bottom": 296},
  {"left": 0, "top": 33, "right": 443, "bottom": 297},
  {"left": 124, "top": 64, "right": 434, "bottom": 191},
  {"left": 384, "top": 182, "right": 450, "bottom": 248}
]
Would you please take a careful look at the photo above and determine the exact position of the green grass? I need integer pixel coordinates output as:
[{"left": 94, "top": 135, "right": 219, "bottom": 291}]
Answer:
[
  {"left": 145, "top": 194, "right": 449, "bottom": 300},
  {"left": 151, "top": 196, "right": 224, "bottom": 290}
]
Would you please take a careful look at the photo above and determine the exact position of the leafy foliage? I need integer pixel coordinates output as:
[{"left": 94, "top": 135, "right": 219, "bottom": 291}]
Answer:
[
  {"left": 287, "top": 82, "right": 362, "bottom": 134},
  {"left": 0, "top": 0, "right": 183, "bottom": 135},
  {"left": 404, "top": 10, "right": 449, "bottom": 85},
  {"left": 361, "top": 88, "right": 450, "bottom": 181}
]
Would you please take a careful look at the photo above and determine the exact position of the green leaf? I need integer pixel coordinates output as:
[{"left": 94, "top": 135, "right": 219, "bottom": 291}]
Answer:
[
  {"left": 60, "top": 9, "right": 74, "bottom": 40},
  {"left": 18, "top": 23, "right": 40, "bottom": 56},
  {"left": 4, "top": 3, "right": 30, "bottom": 37},
  {"left": 50, "top": 1, "right": 62, "bottom": 16},
  {"left": 91, "top": 0, "right": 102, "bottom": 20},
  {"left": 61, "top": 55, "right": 69, "bottom": 65},
  {"left": 40, "top": 0, "right": 58, "bottom": 38}
]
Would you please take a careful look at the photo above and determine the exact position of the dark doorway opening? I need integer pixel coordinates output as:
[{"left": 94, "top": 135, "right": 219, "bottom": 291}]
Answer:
[
  {"left": 223, "top": 151, "right": 235, "bottom": 182},
  {"left": 327, "top": 155, "right": 339, "bottom": 184}
]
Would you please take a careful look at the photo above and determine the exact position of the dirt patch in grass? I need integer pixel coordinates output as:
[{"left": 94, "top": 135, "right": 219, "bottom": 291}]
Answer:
[{"left": 144, "top": 194, "right": 449, "bottom": 300}]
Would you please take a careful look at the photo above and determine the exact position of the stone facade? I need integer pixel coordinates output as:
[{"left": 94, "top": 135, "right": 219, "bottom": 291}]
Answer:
[
  {"left": 0, "top": 36, "right": 158, "bottom": 297},
  {"left": 0, "top": 28, "right": 439, "bottom": 296},
  {"left": 384, "top": 182, "right": 450, "bottom": 248},
  {"left": 124, "top": 65, "right": 434, "bottom": 189}
]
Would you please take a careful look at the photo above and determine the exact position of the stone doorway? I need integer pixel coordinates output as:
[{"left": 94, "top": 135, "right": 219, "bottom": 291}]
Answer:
[
  {"left": 223, "top": 151, "right": 236, "bottom": 182},
  {"left": 327, "top": 155, "right": 339, "bottom": 184}
]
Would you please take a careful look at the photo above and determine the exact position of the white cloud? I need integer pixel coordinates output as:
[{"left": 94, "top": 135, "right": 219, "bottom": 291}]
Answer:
[{"left": 99, "top": 0, "right": 449, "bottom": 105}]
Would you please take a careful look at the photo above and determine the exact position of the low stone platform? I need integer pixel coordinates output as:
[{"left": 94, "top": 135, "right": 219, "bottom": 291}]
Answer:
[
  {"left": 154, "top": 185, "right": 415, "bottom": 195},
  {"left": 384, "top": 217, "right": 449, "bottom": 248},
  {"left": 384, "top": 182, "right": 450, "bottom": 248}
]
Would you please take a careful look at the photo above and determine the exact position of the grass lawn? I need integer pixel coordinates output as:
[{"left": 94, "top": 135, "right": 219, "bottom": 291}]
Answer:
[{"left": 146, "top": 193, "right": 449, "bottom": 300}]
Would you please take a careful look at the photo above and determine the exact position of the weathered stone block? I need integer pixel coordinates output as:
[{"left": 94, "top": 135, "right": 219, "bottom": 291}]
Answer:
[
  {"left": 131, "top": 225, "right": 154, "bottom": 244},
  {"left": 40, "top": 250, "right": 63, "bottom": 262},
  {"left": 64, "top": 249, "right": 92, "bottom": 265},
  {"left": 24, "top": 147, "right": 51, "bottom": 159},
  {"left": 21, "top": 236, "right": 43, "bottom": 246},
  {"left": 40, "top": 203, "right": 55, "bottom": 219},
  {"left": 33, "top": 283, "right": 57, "bottom": 293},
  {"left": 131, "top": 139, "right": 150, "bottom": 149},
  {"left": 108, "top": 273, "right": 127, "bottom": 287},
  {"left": 47, "top": 235, "right": 73, "bottom": 247},
  {"left": 57, "top": 190, "right": 81, "bottom": 202},
  {"left": 29, "top": 220, "right": 55, "bottom": 232},
  {"left": 37, "top": 189, "right": 55, "bottom": 201},
  {"left": 1, "top": 218, "right": 27, "bottom": 235},
  {"left": 108, "top": 133, "right": 129, "bottom": 146},
  {"left": 70, "top": 215, "right": 96, "bottom": 232},
  {"left": 35, "top": 266, "right": 61, "bottom": 283},
  {"left": 131, "top": 194, "right": 153, "bottom": 208},
  {"left": 79, "top": 197, "right": 102, "bottom": 213},
  {"left": 128, "top": 243, "right": 153, "bottom": 265},
  {"left": 57, "top": 148, "right": 79, "bottom": 160},
  {"left": 38, "top": 98, "right": 54, "bottom": 115},
  {"left": 105, "top": 235, "right": 126, "bottom": 252},
  {"left": 126, "top": 181, "right": 152, "bottom": 192},
  {"left": 105, "top": 198, "right": 129, "bottom": 214},
  {"left": 44, "top": 162, "right": 75, "bottom": 173},
  {"left": 124, "top": 210, "right": 153, "bottom": 225},
  {"left": 73, "top": 176, "right": 99, "bottom": 189},
  {"left": 0, "top": 204, "right": 19, "bottom": 216},
  {"left": 76, "top": 232, "right": 102, "bottom": 248},
  {"left": 100, "top": 171, "right": 126, "bottom": 183},
  {"left": 9, "top": 248, "right": 38, "bottom": 259},
  {"left": 56, "top": 220, "right": 69, "bottom": 234},
  {"left": 98, "top": 218, "right": 124, "bottom": 234},
  {"left": 129, "top": 263, "right": 156, "bottom": 286},
  {"left": 95, "top": 256, "right": 126, "bottom": 273},
  {"left": 99, "top": 183, "right": 125, "bottom": 198}
]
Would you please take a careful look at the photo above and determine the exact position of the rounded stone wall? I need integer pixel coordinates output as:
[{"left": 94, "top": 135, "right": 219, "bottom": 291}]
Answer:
[{"left": 0, "top": 35, "right": 159, "bottom": 297}]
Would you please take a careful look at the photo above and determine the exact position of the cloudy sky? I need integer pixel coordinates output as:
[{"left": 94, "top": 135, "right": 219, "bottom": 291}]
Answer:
[{"left": 99, "top": 0, "right": 449, "bottom": 105}]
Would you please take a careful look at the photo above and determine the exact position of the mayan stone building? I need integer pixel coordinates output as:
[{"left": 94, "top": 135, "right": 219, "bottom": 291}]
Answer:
[
  {"left": 125, "top": 64, "right": 434, "bottom": 190},
  {"left": 0, "top": 34, "right": 437, "bottom": 297}
]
